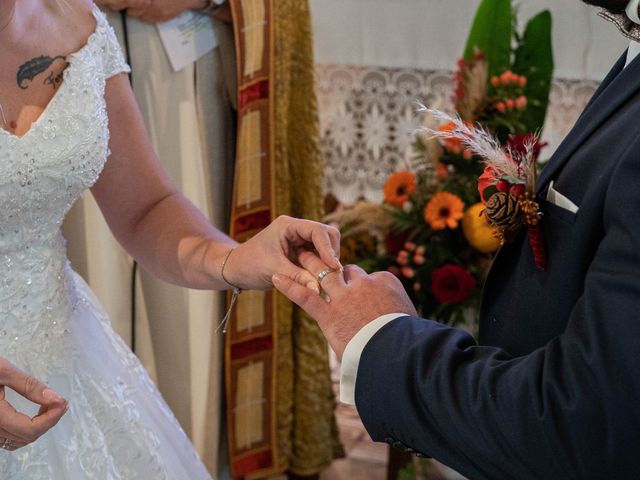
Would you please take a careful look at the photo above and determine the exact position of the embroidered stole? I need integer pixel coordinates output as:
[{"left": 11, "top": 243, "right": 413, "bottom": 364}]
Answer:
[{"left": 225, "top": 1, "right": 342, "bottom": 478}]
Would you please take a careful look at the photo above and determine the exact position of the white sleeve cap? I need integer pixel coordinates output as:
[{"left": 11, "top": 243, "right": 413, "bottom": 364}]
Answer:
[{"left": 93, "top": 6, "right": 131, "bottom": 79}]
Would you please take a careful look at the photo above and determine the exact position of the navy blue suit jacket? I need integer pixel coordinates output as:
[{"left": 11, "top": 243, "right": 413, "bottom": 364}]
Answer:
[{"left": 356, "top": 52, "right": 640, "bottom": 479}]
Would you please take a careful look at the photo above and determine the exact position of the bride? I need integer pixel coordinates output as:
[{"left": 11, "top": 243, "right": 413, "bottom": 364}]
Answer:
[{"left": 0, "top": 0, "right": 340, "bottom": 477}]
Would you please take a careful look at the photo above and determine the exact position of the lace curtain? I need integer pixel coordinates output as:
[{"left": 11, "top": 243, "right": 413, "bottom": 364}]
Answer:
[{"left": 316, "top": 64, "right": 600, "bottom": 205}]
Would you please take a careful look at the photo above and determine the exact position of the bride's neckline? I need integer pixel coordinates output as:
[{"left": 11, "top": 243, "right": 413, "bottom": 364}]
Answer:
[{"left": 0, "top": 5, "right": 101, "bottom": 141}]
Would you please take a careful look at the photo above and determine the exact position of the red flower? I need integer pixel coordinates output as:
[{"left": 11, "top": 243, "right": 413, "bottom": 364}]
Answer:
[
  {"left": 386, "top": 231, "right": 410, "bottom": 256},
  {"left": 436, "top": 163, "right": 449, "bottom": 179},
  {"left": 478, "top": 166, "right": 497, "bottom": 204},
  {"left": 506, "top": 134, "right": 548, "bottom": 162},
  {"left": 431, "top": 265, "right": 477, "bottom": 305},
  {"left": 401, "top": 266, "right": 415, "bottom": 279}
]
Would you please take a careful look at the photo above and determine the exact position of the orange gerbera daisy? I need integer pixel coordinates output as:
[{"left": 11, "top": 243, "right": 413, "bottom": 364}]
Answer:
[
  {"left": 424, "top": 192, "right": 465, "bottom": 230},
  {"left": 384, "top": 171, "right": 416, "bottom": 207}
]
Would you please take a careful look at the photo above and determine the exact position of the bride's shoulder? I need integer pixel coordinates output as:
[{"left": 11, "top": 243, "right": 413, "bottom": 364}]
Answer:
[
  {"left": 43, "top": 0, "right": 94, "bottom": 17},
  {"left": 43, "top": 0, "right": 97, "bottom": 51}
]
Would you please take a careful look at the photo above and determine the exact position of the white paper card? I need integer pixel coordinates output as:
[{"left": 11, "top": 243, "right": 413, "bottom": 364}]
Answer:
[{"left": 157, "top": 11, "right": 218, "bottom": 72}]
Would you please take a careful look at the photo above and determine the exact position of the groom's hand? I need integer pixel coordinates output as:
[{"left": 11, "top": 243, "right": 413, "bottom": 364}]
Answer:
[{"left": 273, "top": 255, "right": 416, "bottom": 359}]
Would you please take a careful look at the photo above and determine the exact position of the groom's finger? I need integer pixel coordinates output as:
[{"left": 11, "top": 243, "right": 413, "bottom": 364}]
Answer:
[
  {"left": 343, "top": 264, "right": 368, "bottom": 283},
  {"left": 275, "top": 256, "right": 323, "bottom": 294},
  {"left": 296, "top": 249, "right": 347, "bottom": 294},
  {"left": 273, "top": 274, "right": 328, "bottom": 319}
]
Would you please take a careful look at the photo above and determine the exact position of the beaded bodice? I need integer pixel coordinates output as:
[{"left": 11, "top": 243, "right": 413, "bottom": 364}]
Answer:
[
  {"left": 0, "top": 11, "right": 212, "bottom": 478},
  {"left": 0, "top": 7, "right": 130, "bottom": 360}
]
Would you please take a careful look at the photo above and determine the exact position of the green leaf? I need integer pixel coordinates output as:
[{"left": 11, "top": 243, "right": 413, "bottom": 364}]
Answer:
[
  {"left": 513, "top": 10, "right": 554, "bottom": 133},
  {"left": 398, "top": 462, "right": 417, "bottom": 480},
  {"left": 463, "top": 0, "right": 512, "bottom": 77}
]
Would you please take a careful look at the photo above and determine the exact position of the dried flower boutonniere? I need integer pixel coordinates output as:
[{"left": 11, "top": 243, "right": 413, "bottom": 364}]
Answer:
[{"left": 418, "top": 105, "right": 547, "bottom": 271}]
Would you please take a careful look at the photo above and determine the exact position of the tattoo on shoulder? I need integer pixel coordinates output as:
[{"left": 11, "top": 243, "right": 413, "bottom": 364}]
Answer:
[{"left": 17, "top": 55, "right": 68, "bottom": 90}]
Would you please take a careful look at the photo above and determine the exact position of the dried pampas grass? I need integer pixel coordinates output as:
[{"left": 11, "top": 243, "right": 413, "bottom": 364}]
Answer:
[{"left": 325, "top": 201, "right": 394, "bottom": 237}]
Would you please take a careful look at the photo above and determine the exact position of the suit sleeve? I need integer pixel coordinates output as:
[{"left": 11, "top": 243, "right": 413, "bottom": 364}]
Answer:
[
  {"left": 355, "top": 148, "right": 640, "bottom": 479},
  {"left": 339, "top": 313, "right": 406, "bottom": 404}
]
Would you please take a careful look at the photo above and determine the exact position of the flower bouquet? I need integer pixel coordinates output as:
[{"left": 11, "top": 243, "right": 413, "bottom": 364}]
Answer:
[{"left": 327, "top": 0, "right": 554, "bottom": 332}]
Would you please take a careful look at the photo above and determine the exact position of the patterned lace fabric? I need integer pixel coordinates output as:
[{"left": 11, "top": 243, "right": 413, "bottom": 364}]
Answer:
[
  {"left": 0, "top": 6, "right": 210, "bottom": 479},
  {"left": 316, "top": 64, "right": 600, "bottom": 204},
  {"left": 0, "top": 1, "right": 117, "bottom": 366}
]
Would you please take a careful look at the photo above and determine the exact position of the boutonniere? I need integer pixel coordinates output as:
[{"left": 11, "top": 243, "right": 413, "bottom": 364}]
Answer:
[{"left": 418, "top": 105, "right": 547, "bottom": 271}]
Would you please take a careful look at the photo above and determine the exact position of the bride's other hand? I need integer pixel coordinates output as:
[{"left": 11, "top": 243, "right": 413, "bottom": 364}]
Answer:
[
  {"left": 223, "top": 216, "right": 341, "bottom": 291},
  {"left": 0, "top": 358, "right": 68, "bottom": 451}
]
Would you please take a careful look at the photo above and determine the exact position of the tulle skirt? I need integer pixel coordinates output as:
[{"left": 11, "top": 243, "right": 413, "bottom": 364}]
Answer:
[{"left": 0, "top": 272, "right": 212, "bottom": 480}]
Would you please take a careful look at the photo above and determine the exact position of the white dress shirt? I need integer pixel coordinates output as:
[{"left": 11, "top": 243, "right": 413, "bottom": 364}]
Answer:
[
  {"left": 339, "top": 313, "right": 408, "bottom": 403},
  {"left": 339, "top": 40, "right": 640, "bottom": 406},
  {"left": 626, "top": 40, "right": 640, "bottom": 67}
]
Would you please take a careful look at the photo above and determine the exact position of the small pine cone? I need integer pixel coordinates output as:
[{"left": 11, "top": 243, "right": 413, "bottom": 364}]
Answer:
[{"left": 485, "top": 192, "right": 523, "bottom": 230}]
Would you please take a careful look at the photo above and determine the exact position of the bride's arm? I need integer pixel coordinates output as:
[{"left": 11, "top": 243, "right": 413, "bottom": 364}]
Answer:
[{"left": 90, "top": 74, "right": 340, "bottom": 291}]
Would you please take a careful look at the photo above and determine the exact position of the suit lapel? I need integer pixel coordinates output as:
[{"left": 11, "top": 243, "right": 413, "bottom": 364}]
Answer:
[{"left": 537, "top": 50, "right": 640, "bottom": 192}]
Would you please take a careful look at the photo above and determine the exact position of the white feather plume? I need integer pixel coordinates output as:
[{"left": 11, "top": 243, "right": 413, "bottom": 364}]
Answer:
[{"left": 415, "top": 103, "right": 536, "bottom": 182}]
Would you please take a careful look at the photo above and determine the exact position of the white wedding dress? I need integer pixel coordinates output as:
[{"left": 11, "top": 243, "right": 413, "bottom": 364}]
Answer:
[{"left": 0, "top": 6, "right": 212, "bottom": 479}]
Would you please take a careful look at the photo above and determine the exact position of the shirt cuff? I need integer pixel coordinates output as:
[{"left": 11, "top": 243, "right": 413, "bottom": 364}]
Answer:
[{"left": 339, "top": 313, "right": 407, "bottom": 405}]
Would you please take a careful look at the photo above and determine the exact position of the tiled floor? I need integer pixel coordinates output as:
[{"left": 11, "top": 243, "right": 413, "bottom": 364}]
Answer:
[
  {"left": 319, "top": 352, "right": 388, "bottom": 479},
  {"left": 320, "top": 402, "right": 388, "bottom": 480}
]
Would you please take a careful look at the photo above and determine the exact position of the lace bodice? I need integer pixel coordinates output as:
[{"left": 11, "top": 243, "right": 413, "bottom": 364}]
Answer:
[
  {"left": 0, "top": 6, "right": 130, "bottom": 363},
  {"left": 0, "top": 11, "right": 213, "bottom": 478}
]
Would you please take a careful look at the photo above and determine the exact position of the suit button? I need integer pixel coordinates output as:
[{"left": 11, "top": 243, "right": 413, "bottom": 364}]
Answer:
[
  {"left": 405, "top": 447, "right": 415, "bottom": 453},
  {"left": 392, "top": 441, "right": 404, "bottom": 450}
]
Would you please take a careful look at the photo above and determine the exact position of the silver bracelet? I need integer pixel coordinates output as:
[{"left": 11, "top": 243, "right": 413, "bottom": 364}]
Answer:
[
  {"left": 220, "top": 247, "right": 241, "bottom": 290},
  {"left": 217, "top": 247, "right": 242, "bottom": 334},
  {"left": 217, "top": 286, "right": 241, "bottom": 334}
]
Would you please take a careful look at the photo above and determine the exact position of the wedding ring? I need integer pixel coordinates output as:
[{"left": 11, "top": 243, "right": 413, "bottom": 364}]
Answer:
[
  {"left": 317, "top": 268, "right": 338, "bottom": 284},
  {"left": 1, "top": 438, "right": 12, "bottom": 450}
]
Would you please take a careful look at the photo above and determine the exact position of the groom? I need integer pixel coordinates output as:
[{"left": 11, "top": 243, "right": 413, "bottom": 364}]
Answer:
[{"left": 275, "top": 0, "right": 640, "bottom": 478}]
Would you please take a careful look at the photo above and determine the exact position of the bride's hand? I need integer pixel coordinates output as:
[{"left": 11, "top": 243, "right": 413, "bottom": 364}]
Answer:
[
  {"left": 222, "top": 216, "right": 341, "bottom": 291},
  {"left": 0, "top": 358, "right": 68, "bottom": 451}
]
